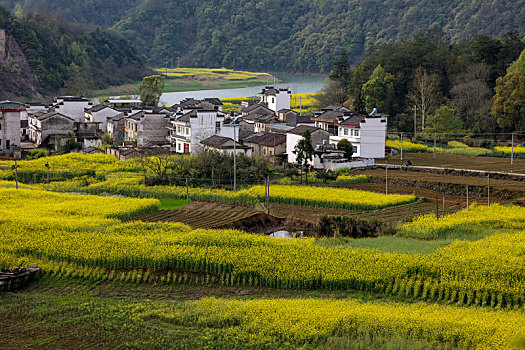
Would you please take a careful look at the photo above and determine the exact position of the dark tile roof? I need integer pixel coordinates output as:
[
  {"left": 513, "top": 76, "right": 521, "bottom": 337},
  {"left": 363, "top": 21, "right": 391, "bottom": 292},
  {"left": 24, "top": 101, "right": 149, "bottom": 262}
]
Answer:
[
  {"left": 242, "top": 103, "right": 273, "bottom": 114},
  {"left": 337, "top": 115, "right": 366, "bottom": 127},
  {"left": 35, "top": 111, "right": 74, "bottom": 122},
  {"left": 288, "top": 125, "right": 325, "bottom": 136},
  {"left": 244, "top": 132, "right": 286, "bottom": 147},
  {"left": 85, "top": 104, "right": 109, "bottom": 113},
  {"left": 200, "top": 135, "right": 246, "bottom": 149},
  {"left": 203, "top": 98, "right": 223, "bottom": 106}
]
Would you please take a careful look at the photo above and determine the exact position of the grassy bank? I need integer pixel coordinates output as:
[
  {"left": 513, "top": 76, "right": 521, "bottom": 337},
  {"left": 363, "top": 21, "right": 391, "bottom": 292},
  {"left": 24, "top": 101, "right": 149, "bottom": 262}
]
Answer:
[{"left": 91, "top": 67, "right": 276, "bottom": 96}]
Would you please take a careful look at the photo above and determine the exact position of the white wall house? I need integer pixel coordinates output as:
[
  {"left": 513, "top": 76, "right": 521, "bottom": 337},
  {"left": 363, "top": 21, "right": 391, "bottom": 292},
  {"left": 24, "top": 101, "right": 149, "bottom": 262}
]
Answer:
[
  {"left": 168, "top": 109, "right": 225, "bottom": 154},
  {"left": 52, "top": 96, "right": 93, "bottom": 122},
  {"left": 329, "top": 115, "right": 387, "bottom": 158},
  {"left": 0, "top": 101, "right": 24, "bottom": 156},
  {"left": 84, "top": 105, "right": 120, "bottom": 131},
  {"left": 260, "top": 87, "right": 291, "bottom": 113}
]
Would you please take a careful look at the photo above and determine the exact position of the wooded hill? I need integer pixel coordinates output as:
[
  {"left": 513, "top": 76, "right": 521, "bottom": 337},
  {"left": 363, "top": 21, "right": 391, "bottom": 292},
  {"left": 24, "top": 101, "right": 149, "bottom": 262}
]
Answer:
[
  {"left": 0, "top": 5, "right": 149, "bottom": 99},
  {"left": 1, "top": 0, "right": 524, "bottom": 72}
]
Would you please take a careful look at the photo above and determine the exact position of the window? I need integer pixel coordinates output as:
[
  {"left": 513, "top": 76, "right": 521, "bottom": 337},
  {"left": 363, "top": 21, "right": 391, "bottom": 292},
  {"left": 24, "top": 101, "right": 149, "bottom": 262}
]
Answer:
[
  {"left": 178, "top": 143, "right": 181, "bottom": 151},
  {"left": 353, "top": 146, "right": 358, "bottom": 153},
  {"left": 272, "top": 97, "right": 275, "bottom": 103},
  {"left": 343, "top": 128, "right": 348, "bottom": 136},
  {"left": 6, "top": 140, "right": 10, "bottom": 149},
  {"left": 355, "top": 129, "right": 360, "bottom": 137}
]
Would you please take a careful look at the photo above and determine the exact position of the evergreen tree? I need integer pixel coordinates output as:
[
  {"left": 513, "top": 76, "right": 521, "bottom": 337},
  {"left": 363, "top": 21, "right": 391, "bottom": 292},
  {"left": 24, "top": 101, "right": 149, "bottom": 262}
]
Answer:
[{"left": 293, "top": 131, "right": 315, "bottom": 184}]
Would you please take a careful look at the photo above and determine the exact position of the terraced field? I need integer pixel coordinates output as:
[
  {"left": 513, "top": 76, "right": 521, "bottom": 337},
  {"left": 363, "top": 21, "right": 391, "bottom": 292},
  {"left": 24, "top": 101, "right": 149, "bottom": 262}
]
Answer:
[{"left": 134, "top": 202, "right": 284, "bottom": 232}]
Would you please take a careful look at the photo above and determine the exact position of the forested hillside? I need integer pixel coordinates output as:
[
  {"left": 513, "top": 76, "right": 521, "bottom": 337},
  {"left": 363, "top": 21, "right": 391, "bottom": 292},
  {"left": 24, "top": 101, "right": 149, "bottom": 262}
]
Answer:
[
  {"left": 1, "top": 0, "right": 523, "bottom": 72},
  {"left": 0, "top": 6, "right": 149, "bottom": 99}
]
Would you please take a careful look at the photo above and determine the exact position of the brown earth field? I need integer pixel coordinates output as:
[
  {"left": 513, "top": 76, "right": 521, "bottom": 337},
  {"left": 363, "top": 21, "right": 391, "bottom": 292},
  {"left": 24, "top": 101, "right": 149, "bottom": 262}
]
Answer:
[{"left": 377, "top": 153, "right": 525, "bottom": 173}]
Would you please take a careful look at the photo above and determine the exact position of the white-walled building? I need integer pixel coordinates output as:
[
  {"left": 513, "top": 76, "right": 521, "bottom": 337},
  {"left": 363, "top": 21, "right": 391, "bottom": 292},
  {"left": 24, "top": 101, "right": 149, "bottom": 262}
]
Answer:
[
  {"left": 52, "top": 96, "right": 93, "bottom": 122},
  {"left": 329, "top": 114, "right": 388, "bottom": 158},
  {"left": 260, "top": 87, "right": 291, "bottom": 113},
  {"left": 168, "top": 109, "right": 225, "bottom": 154},
  {"left": 0, "top": 101, "right": 24, "bottom": 156},
  {"left": 84, "top": 105, "right": 120, "bottom": 131}
]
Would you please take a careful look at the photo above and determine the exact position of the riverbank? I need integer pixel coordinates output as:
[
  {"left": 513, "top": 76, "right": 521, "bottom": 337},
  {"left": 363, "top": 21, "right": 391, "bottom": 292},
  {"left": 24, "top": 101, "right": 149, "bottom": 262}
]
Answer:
[{"left": 90, "top": 68, "right": 277, "bottom": 97}]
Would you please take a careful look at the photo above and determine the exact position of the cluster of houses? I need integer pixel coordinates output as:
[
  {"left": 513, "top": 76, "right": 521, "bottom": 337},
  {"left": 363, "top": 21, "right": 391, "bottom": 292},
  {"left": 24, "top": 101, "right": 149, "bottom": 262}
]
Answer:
[{"left": 0, "top": 87, "right": 387, "bottom": 169}]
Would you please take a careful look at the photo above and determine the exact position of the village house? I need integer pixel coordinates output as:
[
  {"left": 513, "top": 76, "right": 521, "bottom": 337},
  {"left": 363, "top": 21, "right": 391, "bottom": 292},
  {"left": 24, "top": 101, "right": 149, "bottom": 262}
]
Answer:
[
  {"left": 254, "top": 115, "right": 284, "bottom": 133},
  {"left": 286, "top": 125, "right": 331, "bottom": 165},
  {"left": 106, "top": 113, "right": 126, "bottom": 146},
  {"left": 28, "top": 111, "right": 75, "bottom": 148},
  {"left": 52, "top": 96, "right": 92, "bottom": 122},
  {"left": 260, "top": 87, "right": 291, "bottom": 113},
  {"left": 84, "top": 104, "right": 120, "bottom": 131},
  {"left": 311, "top": 105, "right": 352, "bottom": 135},
  {"left": 243, "top": 132, "right": 287, "bottom": 164},
  {"left": 200, "top": 135, "right": 251, "bottom": 156},
  {"left": 168, "top": 109, "right": 225, "bottom": 154},
  {"left": 106, "top": 147, "right": 142, "bottom": 161},
  {"left": 329, "top": 111, "right": 388, "bottom": 158},
  {"left": 124, "top": 111, "right": 170, "bottom": 147},
  {"left": 75, "top": 122, "right": 102, "bottom": 148},
  {"left": 0, "top": 101, "right": 24, "bottom": 156}
]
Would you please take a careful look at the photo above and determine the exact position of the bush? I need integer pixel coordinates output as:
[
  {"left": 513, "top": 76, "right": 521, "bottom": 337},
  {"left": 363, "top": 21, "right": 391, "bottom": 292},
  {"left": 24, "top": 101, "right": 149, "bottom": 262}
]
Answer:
[
  {"left": 318, "top": 215, "right": 384, "bottom": 238},
  {"left": 26, "top": 149, "right": 48, "bottom": 160}
]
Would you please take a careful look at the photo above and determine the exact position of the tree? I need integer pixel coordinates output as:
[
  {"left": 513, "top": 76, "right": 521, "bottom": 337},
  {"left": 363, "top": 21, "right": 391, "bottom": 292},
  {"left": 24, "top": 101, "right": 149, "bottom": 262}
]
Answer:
[
  {"left": 507, "top": 49, "right": 525, "bottom": 74},
  {"left": 337, "top": 138, "right": 354, "bottom": 159},
  {"left": 293, "top": 131, "right": 315, "bottom": 184},
  {"left": 451, "top": 63, "right": 494, "bottom": 133},
  {"left": 139, "top": 75, "right": 165, "bottom": 106},
  {"left": 406, "top": 66, "right": 441, "bottom": 134},
  {"left": 425, "top": 105, "right": 464, "bottom": 134},
  {"left": 330, "top": 50, "right": 351, "bottom": 88},
  {"left": 314, "top": 80, "right": 348, "bottom": 107},
  {"left": 491, "top": 71, "right": 525, "bottom": 133},
  {"left": 361, "top": 65, "right": 395, "bottom": 114}
]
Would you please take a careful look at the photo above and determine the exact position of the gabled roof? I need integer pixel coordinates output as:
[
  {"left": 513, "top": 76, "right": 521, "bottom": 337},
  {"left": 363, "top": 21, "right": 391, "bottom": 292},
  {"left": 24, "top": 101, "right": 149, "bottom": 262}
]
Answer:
[
  {"left": 0, "top": 101, "right": 26, "bottom": 111},
  {"left": 337, "top": 115, "right": 366, "bottom": 127},
  {"left": 85, "top": 104, "right": 110, "bottom": 113},
  {"left": 244, "top": 132, "right": 286, "bottom": 147},
  {"left": 35, "top": 111, "right": 75, "bottom": 122},
  {"left": 200, "top": 135, "right": 247, "bottom": 149},
  {"left": 278, "top": 108, "right": 295, "bottom": 113},
  {"left": 242, "top": 103, "right": 273, "bottom": 114},
  {"left": 108, "top": 113, "right": 126, "bottom": 122},
  {"left": 203, "top": 98, "right": 223, "bottom": 106},
  {"left": 288, "top": 125, "right": 326, "bottom": 136}
]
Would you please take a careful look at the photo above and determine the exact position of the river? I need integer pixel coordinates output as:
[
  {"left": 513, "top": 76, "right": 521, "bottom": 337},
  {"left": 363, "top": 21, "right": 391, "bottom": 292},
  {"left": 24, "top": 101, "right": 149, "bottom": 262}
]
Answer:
[{"left": 160, "top": 74, "right": 327, "bottom": 106}]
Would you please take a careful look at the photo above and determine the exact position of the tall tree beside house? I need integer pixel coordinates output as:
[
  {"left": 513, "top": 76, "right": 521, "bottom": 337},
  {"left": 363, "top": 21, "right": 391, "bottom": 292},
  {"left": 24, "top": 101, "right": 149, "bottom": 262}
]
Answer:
[
  {"left": 139, "top": 75, "right": 165, "bottom": 107},
  {"left": 406, "top": 66, "right": 441, "bottom": 134},
  {"left": 361, "top": 65, "right": 395, "bottom": 114},
  {"left": 330, "top": 50, "right": 351, "bottom": 89},
  {"left": 293, "top": 131, "right": 315, "bottom": 185}
]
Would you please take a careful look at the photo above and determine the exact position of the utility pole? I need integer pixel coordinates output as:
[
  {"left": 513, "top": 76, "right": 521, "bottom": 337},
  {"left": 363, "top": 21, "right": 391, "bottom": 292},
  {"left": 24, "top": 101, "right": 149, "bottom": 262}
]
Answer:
[
  {"left": 400, "top": 132, "right": 404, "bottom": 166},
  {"left": 186, "top": 176, "right": 189, "bottom": 205},
  {"left": 442, "top": 195, "right": 445, "bottom": 218},
  {"left": 14, "top": 159, "right": 18, "bottom": 189},
  {"left": 299, "top": 96, "right": 302, "bottom": 117},
  {"left": 433, "top": 133, "right": 437, "bottom": 158},
  {"left": 466, "top": 185, "right": 469, "bottom": 213},
  {"left": 413, "top": 105, "right": 417, "bottom": 140},
  {"left": 385, "top": 157, "right": 388, "bottom": 195},
  {"left": 435, "top": 188, "right": 439, "bottom": 219},
  {"left": 45, "top": 162, "right": 50, "bottom": 184},
  {"left": 511, "top": 133, "right": 514, "bottom": 172},
  {"left": 487, "top": 174, "right": 490, "bottom": 207},
  {"left": 233, "top": 123, "right": 237, "bottom": 191},
  {"left": 266, "top": 177, "right": 270, "bottom": 215}
]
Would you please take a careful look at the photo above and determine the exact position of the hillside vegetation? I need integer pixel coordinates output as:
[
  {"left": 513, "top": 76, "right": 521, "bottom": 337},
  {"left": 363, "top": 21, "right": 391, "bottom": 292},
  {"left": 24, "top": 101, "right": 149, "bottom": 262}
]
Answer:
[
  {"left": 0, "top": 5, "right": 149, "bottom": 98},
  {"left": 1, "top": 0, "right": 523, "bottom": 72}
]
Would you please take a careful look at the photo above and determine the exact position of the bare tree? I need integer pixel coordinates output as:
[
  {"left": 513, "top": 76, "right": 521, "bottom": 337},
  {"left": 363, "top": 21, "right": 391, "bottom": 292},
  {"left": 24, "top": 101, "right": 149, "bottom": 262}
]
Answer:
[
  {"left": 451, "top": 63, "right": 493, "bottom": 132},
  {"left": 406, "top": 67, "right": 441, "bottom": 133}
]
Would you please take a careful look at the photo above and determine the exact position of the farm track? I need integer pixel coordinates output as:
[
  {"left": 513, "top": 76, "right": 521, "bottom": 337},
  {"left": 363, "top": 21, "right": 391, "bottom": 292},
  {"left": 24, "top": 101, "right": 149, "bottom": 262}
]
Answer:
[{"left": 136, "top": 209, "right": 258, "bottom": 229}]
